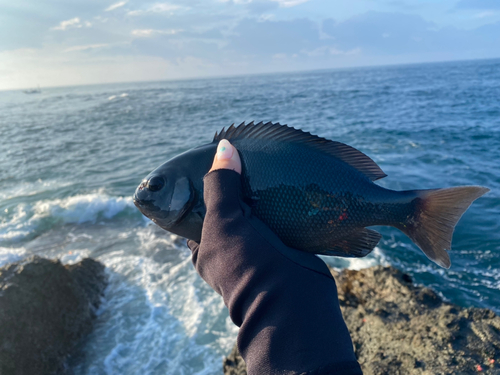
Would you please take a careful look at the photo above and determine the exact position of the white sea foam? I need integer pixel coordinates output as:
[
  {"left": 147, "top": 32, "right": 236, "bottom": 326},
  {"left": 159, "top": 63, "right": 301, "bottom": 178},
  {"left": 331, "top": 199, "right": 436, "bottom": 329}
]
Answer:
[
  {"left": 32, "top": 192, "right": 134, "bottom": 224},
  {"left": 108, "top": 93, "right": 128, "bottom": 100},
  {"left": 0, "top": 192, "right": 137, "bottom": 243},
  {"left": 71, "top": 227, "right": 237, "bottom": 375},
  {"left": 322, "top": 246, "right": 388, "bottom": 271},
  {"left": 346, "top": 247, "right": 388, "bottom": 270},
  {"left": 0, "top": 205, "right": 32, "bottom": 242},
  {"left": 59, "top": 248, "right": 92, "bottom": 264},
  {"left": 0, "top": 246, "right": 28, "bottom": 267}
]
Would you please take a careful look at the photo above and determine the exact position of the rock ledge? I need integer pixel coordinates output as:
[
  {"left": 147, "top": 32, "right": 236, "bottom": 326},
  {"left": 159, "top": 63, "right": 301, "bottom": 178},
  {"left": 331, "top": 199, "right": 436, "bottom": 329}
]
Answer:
[
  {"left": 223, "top": 266, "right": 500, "bottom": 375},
  {"left": 0, "top": 256, "right": 108, "bottom": 375}
]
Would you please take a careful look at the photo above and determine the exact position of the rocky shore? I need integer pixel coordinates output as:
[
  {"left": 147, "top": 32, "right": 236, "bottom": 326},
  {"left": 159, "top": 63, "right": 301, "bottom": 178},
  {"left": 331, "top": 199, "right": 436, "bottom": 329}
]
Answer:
[
  {"left": 223, "top": 266, "right": 500, "bottom": 375},
  {"left": 0, "top": 256, "right": 107, "bottom": 375}
]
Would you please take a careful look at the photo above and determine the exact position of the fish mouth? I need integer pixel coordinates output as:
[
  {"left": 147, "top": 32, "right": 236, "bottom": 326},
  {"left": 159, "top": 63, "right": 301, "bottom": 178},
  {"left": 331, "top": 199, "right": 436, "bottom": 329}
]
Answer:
[
  {"left": 133, "top": 192, "right": 155, "bottom": 209},
  {"left": 133, "top": 198, "right": 161, "bottom": 219},
  {"left": 134, "top": 198, "right": 175, "bottom": 228}
]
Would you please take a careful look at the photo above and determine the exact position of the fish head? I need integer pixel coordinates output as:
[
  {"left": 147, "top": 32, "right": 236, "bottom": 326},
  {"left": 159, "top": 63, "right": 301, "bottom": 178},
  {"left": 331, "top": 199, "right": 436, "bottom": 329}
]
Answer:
[{"left": 134, "top": 160, "right": 203, "bottom": 241}]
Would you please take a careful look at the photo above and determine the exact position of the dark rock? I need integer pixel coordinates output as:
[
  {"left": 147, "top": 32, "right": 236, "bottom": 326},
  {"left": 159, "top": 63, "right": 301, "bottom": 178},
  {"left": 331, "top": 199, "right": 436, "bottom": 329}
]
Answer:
[
  {"left": 223, "top": 344, "right": 247, "bottom": 375},
  {"left": 223, "top": 266, "right": 500, "bottom": 375},
  {"left": 0, "top": 256, "right": 107, "bottom": 375}
]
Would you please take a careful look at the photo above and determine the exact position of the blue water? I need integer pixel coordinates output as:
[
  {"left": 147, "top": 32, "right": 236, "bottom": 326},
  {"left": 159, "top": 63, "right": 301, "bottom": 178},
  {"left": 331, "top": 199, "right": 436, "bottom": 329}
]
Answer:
[{"left": 1, "top": 58, "right": 499, "bottom": 374}]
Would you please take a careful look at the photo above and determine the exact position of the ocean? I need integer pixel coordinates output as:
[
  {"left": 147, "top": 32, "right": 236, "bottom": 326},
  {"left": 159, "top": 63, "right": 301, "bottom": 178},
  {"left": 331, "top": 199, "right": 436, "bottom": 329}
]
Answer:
[{"left": 1, "top": 58, "right": 499, "bottom": 374}]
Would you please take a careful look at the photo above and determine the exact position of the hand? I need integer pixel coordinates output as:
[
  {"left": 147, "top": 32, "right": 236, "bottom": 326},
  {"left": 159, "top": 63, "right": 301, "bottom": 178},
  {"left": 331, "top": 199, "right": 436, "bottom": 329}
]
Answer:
[{"left": 186, "top": 139, "right": 361, "bottom": 375}]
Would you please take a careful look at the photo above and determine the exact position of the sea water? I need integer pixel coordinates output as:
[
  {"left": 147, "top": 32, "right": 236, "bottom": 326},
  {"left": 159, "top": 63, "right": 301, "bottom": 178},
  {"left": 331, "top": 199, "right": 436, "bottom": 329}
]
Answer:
[{"left": 1, "top": 58, "right": 499, "bottom": 374}]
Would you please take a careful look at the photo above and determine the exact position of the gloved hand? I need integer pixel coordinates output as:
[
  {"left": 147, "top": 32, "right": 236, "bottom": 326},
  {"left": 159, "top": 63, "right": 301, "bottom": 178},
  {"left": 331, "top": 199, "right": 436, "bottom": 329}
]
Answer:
[{"left": 188, "top": 139, "right": 362, "bottom": 375}]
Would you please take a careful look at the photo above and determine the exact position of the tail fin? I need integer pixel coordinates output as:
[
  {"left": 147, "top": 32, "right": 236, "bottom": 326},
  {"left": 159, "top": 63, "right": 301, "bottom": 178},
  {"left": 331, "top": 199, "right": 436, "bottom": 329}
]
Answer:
[{"left": 399, "top": 186, "right": 489, "bottom": 268}]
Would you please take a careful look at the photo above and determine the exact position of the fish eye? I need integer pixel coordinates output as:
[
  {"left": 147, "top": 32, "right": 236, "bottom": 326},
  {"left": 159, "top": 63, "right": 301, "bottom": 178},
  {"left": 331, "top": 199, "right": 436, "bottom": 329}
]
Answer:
[{"left": 147, "top": 176, "right": 165, "bottom": 192}]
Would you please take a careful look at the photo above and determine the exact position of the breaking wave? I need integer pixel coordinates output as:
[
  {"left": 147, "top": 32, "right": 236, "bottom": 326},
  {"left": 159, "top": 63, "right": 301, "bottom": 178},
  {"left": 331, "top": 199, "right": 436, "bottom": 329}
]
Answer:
[
  {"left": 0, "top": 246, "right": 29, "bottom": 268},
  {"left": 0, "top": 192, "right": 140, "bottom": 244}
]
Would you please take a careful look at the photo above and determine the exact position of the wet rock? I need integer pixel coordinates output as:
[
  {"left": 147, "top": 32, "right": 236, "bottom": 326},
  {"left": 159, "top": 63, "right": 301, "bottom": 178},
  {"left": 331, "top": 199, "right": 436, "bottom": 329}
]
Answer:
[
  {"left": 223, "top": 266, "right": 500, "bottom": 375},
  {"left": 0, "top": 256, "right": 107, "bottom": 375}
]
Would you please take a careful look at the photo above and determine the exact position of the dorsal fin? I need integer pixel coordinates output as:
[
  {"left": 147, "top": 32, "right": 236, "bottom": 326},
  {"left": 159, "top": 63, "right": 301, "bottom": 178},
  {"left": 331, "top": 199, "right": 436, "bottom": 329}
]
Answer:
[{"left": 212, "top": 122, "right": 387, "bottom": 181}]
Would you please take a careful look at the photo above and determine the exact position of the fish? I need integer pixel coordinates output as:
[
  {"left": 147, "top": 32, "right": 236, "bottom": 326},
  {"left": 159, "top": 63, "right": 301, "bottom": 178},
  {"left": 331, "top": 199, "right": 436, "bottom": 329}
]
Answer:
[{"left": 133, "top": 121, "right": 489, "bottom": 268}]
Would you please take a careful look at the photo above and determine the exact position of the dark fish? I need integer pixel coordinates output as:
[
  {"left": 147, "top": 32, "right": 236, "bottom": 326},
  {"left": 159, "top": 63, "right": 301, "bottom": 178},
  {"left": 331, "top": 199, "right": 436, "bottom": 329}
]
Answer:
[{"left": 134, "top": 122, "right": 489, "bottom": 268}]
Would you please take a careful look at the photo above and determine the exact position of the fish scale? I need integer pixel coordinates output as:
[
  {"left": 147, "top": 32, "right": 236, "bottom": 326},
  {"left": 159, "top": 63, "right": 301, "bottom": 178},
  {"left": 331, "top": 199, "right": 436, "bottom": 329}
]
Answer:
[{"left": 134, "top": 121, "right": 489, "bottom": 268}]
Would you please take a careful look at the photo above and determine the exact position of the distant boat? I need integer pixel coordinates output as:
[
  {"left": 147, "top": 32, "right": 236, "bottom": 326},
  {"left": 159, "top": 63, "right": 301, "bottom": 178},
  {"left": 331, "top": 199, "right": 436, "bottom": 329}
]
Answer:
[{"left": 24, "top": 85, "right": 41, "bottom": 94}]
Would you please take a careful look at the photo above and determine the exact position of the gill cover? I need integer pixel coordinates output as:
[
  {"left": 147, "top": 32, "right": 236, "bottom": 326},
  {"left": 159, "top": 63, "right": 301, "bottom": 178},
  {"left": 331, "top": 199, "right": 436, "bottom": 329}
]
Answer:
[{"left": 170, "top": 176, "right": 195, "bottom": 224}]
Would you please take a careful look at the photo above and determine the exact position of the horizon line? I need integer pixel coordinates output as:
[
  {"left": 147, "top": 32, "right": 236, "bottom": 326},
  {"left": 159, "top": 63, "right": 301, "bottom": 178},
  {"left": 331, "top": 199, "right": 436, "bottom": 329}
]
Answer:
[{"left": 2, "top": 55, "right": 499, "bottom": 93}]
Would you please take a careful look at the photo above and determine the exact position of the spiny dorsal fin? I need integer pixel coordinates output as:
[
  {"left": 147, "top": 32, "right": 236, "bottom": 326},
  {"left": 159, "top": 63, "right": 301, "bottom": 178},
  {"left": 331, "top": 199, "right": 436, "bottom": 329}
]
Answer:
[{"left": 213, "top": 121, "right": 387, "bottom": 181}]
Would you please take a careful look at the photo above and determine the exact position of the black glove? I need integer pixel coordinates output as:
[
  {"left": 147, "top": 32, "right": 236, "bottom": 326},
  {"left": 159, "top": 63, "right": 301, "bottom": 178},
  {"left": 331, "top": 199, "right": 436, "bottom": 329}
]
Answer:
[{"left": 188, "top": 169, "right": 362, "bottom": 375}]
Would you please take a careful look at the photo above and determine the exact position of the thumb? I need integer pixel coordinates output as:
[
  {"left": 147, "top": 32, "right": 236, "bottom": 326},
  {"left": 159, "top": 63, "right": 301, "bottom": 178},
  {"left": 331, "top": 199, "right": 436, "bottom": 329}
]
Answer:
[{"left": 209, "top": 139, "right": 242, "bottom": 174}]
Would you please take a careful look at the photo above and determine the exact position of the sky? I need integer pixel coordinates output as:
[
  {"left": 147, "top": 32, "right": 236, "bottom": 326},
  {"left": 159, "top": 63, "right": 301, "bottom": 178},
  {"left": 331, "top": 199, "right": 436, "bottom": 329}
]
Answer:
[{"left": 1, "top": 0, "right": 500, "bottom": 90}]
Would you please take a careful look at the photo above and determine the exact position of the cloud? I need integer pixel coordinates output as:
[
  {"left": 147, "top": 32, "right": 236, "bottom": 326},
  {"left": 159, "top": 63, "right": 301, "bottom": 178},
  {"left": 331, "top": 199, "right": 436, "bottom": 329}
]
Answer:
[
  {"left": 322, "top": 12, "right": 435, "bottom": 55},
  {"left": 130, "top": 12, "right": 500, "bottom": 68},
  {"left": 227, "top": 18, "right": 322, "bottom": 55},
  {"left": 219, "top": 0, "right": 304, "bottom": 13},
  {"left": 51, "top": 17, "right": 92, "bottom": 31},
  {"left": 64, "top": 44, "right": 109, "bottom": 52},
  {"left": 258, "top": 14, "right": 275, "bottom": 22},
  {"left": 94, "top": 16, "right": 109, "bottom": 23},
  {"left": 202, "top": 12, "right": 500, "bottom": 65},
  {"left": 322, "top": 11, "right": 500, "bottom": 57},
  {"left": 127, "top": 3, "right": 182, "bottom": 16},
  {"left": 218, "top": 0, "right": 252, "bottom": 4},
  {"left": 130, "top": 29, "right": 224, "bottom": 62},
  {"left": 131, "top": 29, "right": 182, "bottom": 37},
  {"left": 149, "top": 3, "right": 180, "bottom": 12},
  {"left": 221, "top": 0, "right": 309, "bottom": 7},
  {"left": 270, "top": 0, "right": 311, "bottom": 7},
  {"left": 456, "top": 0, "right": 500, "bottom": 9},
  {"left": 385, "top": 1, "right": 420, "bottom": 10},
  {"left": 51, "top": 18, "right": 81, "bottom": 31},
  {"left": 105, "top": 1, "right": 128, "bottom": 12},
  {"left": 474, "top": 11, "right": 497, "bottom": 18},
  {"left": 301, "top": 46, "right": 361, "bottom": 57}
]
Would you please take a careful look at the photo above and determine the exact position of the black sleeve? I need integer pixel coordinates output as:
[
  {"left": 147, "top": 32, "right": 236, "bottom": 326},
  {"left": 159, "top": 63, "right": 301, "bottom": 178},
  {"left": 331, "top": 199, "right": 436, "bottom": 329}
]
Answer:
[{"left": 188, "top": 169, "right": 363, "bottom": 375}]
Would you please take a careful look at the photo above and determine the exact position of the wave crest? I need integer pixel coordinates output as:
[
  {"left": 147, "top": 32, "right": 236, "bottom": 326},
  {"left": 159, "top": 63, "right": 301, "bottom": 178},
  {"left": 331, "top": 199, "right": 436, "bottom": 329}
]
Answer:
[
  {"left": 33, "top": 193, "right": 135, "bottom": 224},
  {"left": 0, "top": 192, "right": 138, "bottom": 243}
]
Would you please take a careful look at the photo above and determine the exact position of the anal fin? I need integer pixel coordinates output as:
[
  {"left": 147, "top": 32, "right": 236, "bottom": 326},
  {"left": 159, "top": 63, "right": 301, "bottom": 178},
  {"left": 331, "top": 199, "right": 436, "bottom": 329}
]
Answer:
[{"left": 317, "top": 228, "right": 382, "bottom": 258}]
